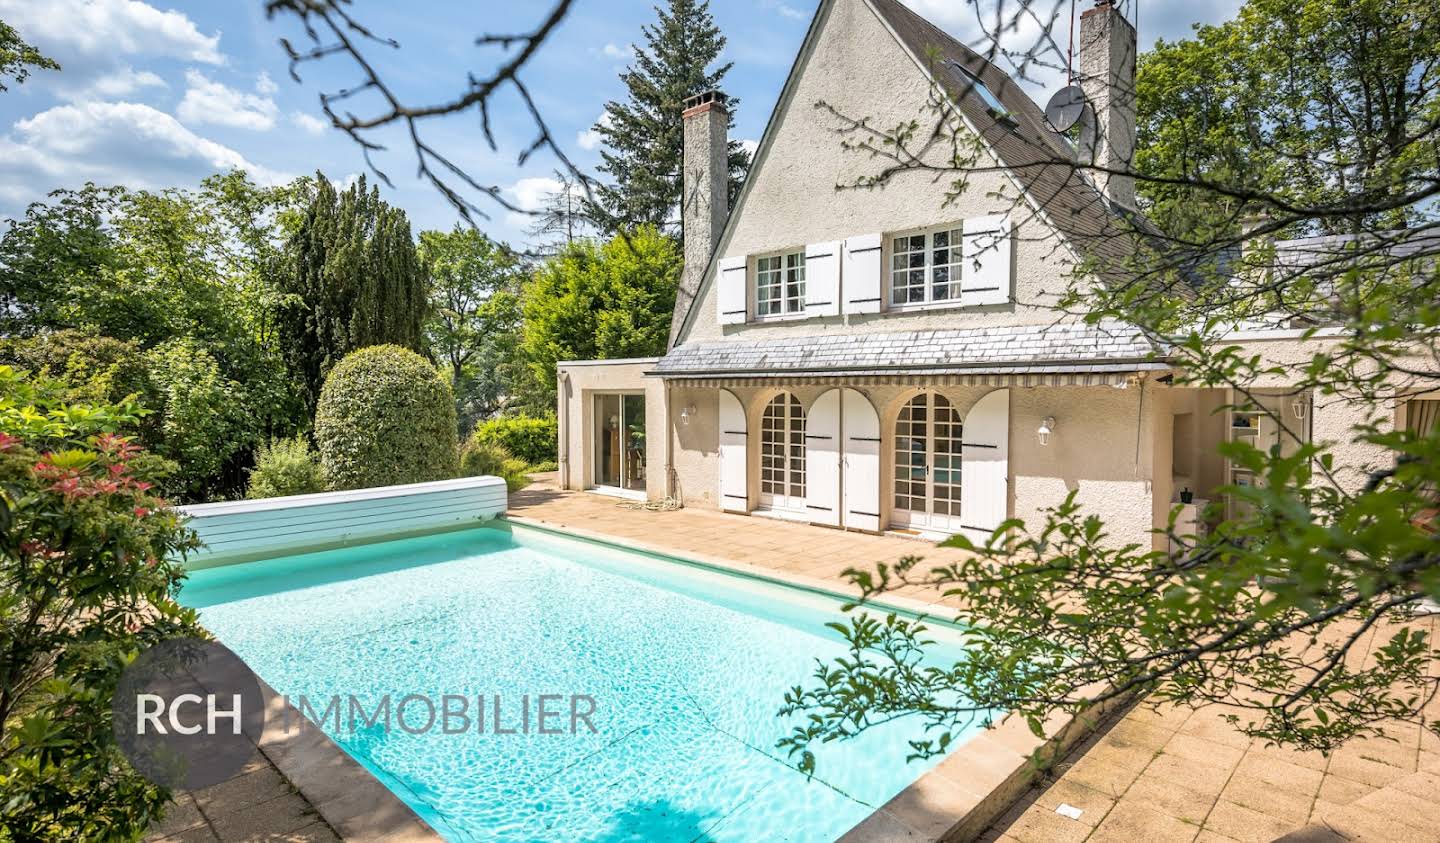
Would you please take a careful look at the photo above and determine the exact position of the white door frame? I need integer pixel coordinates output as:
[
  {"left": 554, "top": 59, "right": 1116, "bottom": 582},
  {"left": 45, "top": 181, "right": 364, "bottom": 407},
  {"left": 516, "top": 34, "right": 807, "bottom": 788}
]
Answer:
[
  {"left": 891, "top": 391, "right": 965, "bottom": 533},
  {"left": 590, "top": 391, "right": 646, "bottom": 498},
  {"left": 758, "top": 392, "right": 808, "bottom": 513}
]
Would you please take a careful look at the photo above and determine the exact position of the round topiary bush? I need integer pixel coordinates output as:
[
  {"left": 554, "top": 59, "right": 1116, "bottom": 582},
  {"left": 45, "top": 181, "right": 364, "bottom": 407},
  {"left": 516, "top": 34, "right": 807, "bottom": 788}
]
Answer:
[{"left": 314, "top": 345, "right": 457, "bottom": 490}]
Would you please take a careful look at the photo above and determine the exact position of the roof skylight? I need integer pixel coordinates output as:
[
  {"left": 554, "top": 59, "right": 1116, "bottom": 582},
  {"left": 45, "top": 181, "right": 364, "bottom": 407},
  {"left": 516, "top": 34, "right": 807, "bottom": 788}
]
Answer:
[{"left": 944, "top": 61, "right": 1009, "bottom": 118}]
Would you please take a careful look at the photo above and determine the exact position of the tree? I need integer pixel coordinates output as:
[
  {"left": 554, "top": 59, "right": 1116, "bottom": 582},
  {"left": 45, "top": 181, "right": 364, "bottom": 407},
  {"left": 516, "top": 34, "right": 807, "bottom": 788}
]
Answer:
[
  {"left": 0, "top": 19, "right": 58, "bottom": 91},
  {"left": 526, "top": 171, "right": 592, "bottom": 254},
  {"left": 519, "top": 226, "right": 680, "bottom": 411},
  {"left": 775, "top": 0, "right": 1440, "bottom": 770},
  {"left": 417, "top": 226, "right": 525, "bottom": 431},
  {"left": 314, "top": 345, "right": 458, "bottom": 490},
  {"left": 590, "top": 0, "right": 750, "bottom": 233},
  {"left": 278, "top": 174, "right": 428, "bottom": 413},
  {"left": 0, "top": 366, "right": 202, "bottom": 838},
  {"left": 1135, "top": 0, "right": 1440, "bottom": 243}
]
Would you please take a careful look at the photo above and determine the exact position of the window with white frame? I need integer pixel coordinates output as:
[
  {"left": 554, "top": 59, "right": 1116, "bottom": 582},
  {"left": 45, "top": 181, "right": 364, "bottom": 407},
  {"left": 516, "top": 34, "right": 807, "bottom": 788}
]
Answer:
[
  {"left": 890, "top": 226, "right": 962, "bottom": 307},
  {"left": 756, "top": 251, "right": 806, "bottom": 318}
]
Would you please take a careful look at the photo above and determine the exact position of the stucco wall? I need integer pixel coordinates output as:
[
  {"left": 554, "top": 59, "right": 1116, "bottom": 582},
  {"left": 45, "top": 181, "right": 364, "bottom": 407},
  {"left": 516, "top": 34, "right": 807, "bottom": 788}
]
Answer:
[
  {"left": 556, "top": 360, "right": 668, "bottom": 499},
  {"left": 663, "top": 380, "right": 1165, "bottom": 549},
  {"left": 677, "top": 0, "right": 1085, "bottom": 347}
]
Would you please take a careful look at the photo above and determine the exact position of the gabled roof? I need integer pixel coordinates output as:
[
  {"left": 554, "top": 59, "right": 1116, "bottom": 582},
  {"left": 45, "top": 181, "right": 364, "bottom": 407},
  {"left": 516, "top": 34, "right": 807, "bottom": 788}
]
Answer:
[{"left": 669, "top": 0, "right": 1149, "bottom": 348}]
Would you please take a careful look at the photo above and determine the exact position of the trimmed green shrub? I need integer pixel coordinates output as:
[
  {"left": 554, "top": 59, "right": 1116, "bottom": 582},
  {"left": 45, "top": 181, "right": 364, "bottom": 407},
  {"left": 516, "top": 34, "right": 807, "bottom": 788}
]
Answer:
[
  {"left": 458, "top": 438, "right": 531, "bottom": 491},
  {"left": 247, "top": 436, "right": 326, "bottom": 499},
  {"left": 315, "top": 345, "right": 457, "bottom": 490},
  {"left": 527, "top": 459, "right": 559, "bottom": 473},
  {"left": 471, "top": 414, "right": 557, "bottom": 465}
]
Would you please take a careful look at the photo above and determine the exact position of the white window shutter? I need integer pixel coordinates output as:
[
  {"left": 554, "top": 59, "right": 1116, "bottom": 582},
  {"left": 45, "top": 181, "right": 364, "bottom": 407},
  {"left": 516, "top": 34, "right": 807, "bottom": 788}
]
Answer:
[
  {"left": 804, "top": 242, "right": 841, "bottom": 318},
  {"left": 840, "top": 388, "right": 881, "bottom": 532},
  {"left": 960, "top": 388, "right": 1009, "bottom": 542},
  {"left": 717, "top": 255, "right": 747, "bottom": 325},
  {"left": 962, "top": 216, "right": 1012, "bottom": 306},
  {"left": 806, "top": 389, "right": 842, "bottom": 526},
  {"left": 842, "top": 233, "right": 883, "bottom": 315},
  {"left": 718, "top": 390, "right": 748, "bottom": 512}
]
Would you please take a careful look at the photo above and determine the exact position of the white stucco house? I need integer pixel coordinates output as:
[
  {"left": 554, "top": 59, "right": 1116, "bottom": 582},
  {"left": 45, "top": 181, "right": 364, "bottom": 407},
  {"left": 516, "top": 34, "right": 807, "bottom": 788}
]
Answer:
[{"left": 555, "top": 0, "right": 1428, "bottom": 550}]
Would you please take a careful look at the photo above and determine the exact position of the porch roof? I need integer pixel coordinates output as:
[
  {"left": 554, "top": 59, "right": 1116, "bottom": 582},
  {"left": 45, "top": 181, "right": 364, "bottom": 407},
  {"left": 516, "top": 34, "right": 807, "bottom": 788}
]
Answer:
[{"left": 651, "top": 321, "right": 1169, "bottom": 385}]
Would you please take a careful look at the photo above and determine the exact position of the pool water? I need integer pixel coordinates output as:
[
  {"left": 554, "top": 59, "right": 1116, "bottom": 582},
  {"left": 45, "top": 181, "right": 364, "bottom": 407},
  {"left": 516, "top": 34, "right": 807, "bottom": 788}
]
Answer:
[{"left": 180, "top": 524, "right": 981, "bottom": 842}]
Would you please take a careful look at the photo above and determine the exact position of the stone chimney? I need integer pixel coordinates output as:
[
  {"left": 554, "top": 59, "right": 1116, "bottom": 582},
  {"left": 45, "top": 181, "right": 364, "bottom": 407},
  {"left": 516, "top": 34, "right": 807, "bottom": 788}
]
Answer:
[
  {"left": 673, "top": 89, "right": 729, "bottom": 346},
  {"left": 1078, "top": 0, "right": 1137, "bottom": 209}
]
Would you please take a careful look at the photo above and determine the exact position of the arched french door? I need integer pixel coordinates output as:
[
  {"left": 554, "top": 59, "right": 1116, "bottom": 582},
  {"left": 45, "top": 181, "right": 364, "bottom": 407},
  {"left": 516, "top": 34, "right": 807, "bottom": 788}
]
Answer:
[
  {"left": 759, "top": 393, "right": 807, "bottom": 512},
  {"left": 892, "top": 391, "right": 964, "bottom": 533}
]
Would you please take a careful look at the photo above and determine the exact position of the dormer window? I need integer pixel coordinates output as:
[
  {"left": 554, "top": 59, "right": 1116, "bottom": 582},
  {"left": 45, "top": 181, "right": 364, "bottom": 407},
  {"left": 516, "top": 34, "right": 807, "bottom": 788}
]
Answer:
[
  {"left": 756, "top": 251, "right": 806, "bottom": 318},
  {"left": 891, "top": 226, "right": 962, "bottom": 307}
]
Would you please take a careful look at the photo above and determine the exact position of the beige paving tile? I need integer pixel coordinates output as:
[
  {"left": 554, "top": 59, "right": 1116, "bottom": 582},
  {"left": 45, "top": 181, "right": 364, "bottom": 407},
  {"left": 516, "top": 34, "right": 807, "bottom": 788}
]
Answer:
[
  {"left": 1218, "top": 773, "right": 1314, "bottom": 825},
  {"left": 1200, "top": 799, "right": 1299, "bottom": 843},
  {"left": 1029, "top": 778, "right": 1116, "bottom": 828},
  {"left": 146, "top": 794, "right": 208, "bottom": 841},
  {"left": 208, "top": 793, "right": 319, "bottom": 842},
  {"left": 1058, "top": 754, "right": 1144, "bottom": 798},
  {"left": 192, "top": 767, "right": 291, "bottom": 818},
  {"left": 1232, "top": 752, "right": 1325, "bottom": 796},
  {"left": 1352, "top": 785, "right": 1440, "bottom": 828},
  {"left": 1144, "top": 752, "right": 1235, "bottom": 795},
  {"left": 1124, "top": 773, "right": 1223, "bottom": 824},
  {"left": 149, "top": 826, "right": 219, "bottom": 843},
  {"left": 1325, "top": 751, "right": 1411, "bottom": 789},
  {"left": 1315, "top": 774, "right": 1376, "bottom": 805},
  {"left": 1088, "top": 800, "right": 1200, "bottom": 843},
  {"left": 1192, "top": 832, "right": 1242, "bottom": 843},
  {"left": 1161, "top": 733, "right": 1247, "bottom": 770},
  {"left": 999, "top": 802, "right": 1092, "bottom": 843}
]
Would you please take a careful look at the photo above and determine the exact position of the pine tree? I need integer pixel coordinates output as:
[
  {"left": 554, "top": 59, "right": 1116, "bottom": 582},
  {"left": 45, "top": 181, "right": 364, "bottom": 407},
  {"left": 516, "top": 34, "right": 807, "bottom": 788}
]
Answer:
[
  {"left": 591, "top": 0, "right": 749, "bottom": 234},
  {"left": 278, "top": 173, "right": 428, "bottom": 412}
]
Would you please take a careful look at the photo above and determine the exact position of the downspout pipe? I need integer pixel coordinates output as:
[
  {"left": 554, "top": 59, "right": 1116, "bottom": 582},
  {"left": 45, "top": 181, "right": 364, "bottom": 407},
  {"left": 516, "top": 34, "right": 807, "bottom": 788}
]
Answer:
[{"left": 557, "top": 370, "right": 570, "bottom": 489}]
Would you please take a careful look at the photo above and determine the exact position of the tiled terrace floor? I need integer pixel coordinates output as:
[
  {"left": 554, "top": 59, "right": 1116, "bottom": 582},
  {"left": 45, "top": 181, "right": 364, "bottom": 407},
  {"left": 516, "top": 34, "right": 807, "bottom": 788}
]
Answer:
[{"left": 509, "top": 479, "right": 1440, "bottom": 843}]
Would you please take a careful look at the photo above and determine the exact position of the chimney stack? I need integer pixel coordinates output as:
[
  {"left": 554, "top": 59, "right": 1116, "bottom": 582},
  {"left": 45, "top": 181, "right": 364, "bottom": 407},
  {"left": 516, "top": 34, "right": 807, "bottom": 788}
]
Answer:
[
  {"left": 674, "top": 89, "right": 729, "bottom": 346},
  {"left": 1079, "top": 0, "right": 1137, "bottom": 209}
]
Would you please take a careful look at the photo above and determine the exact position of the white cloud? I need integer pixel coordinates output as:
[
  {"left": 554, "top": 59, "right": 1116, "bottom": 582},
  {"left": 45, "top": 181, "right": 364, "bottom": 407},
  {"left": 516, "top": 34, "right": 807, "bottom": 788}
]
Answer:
[
  {"left": 601, "top": 42, "right": 629, "bottom": 59},
  {"left": 576, "top": 110, "right": 613, "bottom": 151},
  {"left": 255, "top": 72, "right": 278, "bottom": 96},
  {"left": 0, "top": 0, "right": 223, "bottom": 64},
  {"left": 0, "top": 101, "right": 290, "bottom": 207},
  {"left": 290, "top": 111, "right": 329, "bottom": 136},
  {"left": 738, "top": 138, "right": 760, "bottom": 159},
  {"left": 55, "top": 64, "right": 167, "bottom": 102},
  {"left": 177, "top": 70, "right": 279, "bottom": 131},
  {"left": 503, "top": 175, "right": 586, "bottom": 230},
  {"left": 777, "top": 4, "right": 806, "bottom": 19}
]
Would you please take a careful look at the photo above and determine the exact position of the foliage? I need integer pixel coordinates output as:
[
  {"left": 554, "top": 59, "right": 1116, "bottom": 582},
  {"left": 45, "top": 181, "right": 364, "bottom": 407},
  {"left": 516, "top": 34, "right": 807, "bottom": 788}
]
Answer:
[
  {"left": 457, "top": 438, "right": 531, "bottom": 492},
  {"left": 0, "top": 19, "right": 58, "bottom": 91},
  {"left": 1136, "top": 0, "right": 1440, "bottom": 242},
  {"left": 590, "top": 0, "right": 749, "bottom": 233},
  {"left": 0, "top": 175, "right": 307, "bottom": 500},
  {"left": 417, "top": 226, "right": 525, "bottom": 432},
  {"left": 526, "top": 170, "right": 593, "bottom": 254},
  {"left": 0, "top": 330, "right": 157, "bottom": 413},
  {"left": 143, "top": 338, "right": 255, "bottom": 501},
  {"left": 470, "top": 415, "right": 557, "bottom": 466},
  {"left": 777, "top": 0, "right": 1440, "bottom": 769},
  {"left": 520, "top": 227, "right": 680, "bottom": 411},
  {"left": 314, "top": 345, "right": 457, "bottom": 491},
  {"left": 0, "top": 366, "right": 203, "bottom": 838},
  {"left": 246, "top": 436, "right": 326, "bottom": 499},
  {"left": 278, "top": 173, "right": 428, "bottom": 414}
]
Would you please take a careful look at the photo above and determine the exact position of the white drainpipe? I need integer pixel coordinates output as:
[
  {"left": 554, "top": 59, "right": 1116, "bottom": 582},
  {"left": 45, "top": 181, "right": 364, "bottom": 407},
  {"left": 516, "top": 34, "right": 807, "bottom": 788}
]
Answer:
[{"left": 557, "top": 370, "right": 571, "bottom": 488}]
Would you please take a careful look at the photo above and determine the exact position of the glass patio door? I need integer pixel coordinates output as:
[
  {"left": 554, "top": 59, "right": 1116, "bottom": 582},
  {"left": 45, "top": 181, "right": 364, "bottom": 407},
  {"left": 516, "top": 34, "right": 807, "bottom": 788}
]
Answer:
[
  {"left": 594, "top": 393, "right": 646, "bottom": 493},
  {"left": 892, "top": 392, "right": 963, "bottom": 533}
]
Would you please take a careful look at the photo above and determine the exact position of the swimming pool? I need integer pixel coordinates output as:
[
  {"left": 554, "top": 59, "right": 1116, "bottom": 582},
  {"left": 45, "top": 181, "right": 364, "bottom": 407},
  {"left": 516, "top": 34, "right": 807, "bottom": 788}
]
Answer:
[{"left": 180, "top": 523, "right": 981, "bottom": 842}]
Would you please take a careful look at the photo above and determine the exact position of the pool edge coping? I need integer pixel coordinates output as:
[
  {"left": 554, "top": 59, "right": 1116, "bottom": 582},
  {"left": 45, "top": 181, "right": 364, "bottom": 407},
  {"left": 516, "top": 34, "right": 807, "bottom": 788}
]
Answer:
[{"left": 499, "top": 511, "right": 1126, "bottom": 843}]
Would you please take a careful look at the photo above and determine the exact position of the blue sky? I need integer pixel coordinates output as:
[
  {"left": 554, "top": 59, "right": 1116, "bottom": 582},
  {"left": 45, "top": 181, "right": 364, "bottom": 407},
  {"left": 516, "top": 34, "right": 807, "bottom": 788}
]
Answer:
[{"left": 0, "top": 0, "right": 1241, "bottom": 249}]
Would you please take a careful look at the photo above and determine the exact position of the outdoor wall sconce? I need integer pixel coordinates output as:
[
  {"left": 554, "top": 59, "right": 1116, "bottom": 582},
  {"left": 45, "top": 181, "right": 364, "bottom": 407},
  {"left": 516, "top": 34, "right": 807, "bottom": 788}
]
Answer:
[
  {"left": 1291, "top": 397, "right": 1308, "bottom": 420},
  {"left": 679, "top": 404, "right": 697, "bottom": 426},
  {"left": 1037, "top": 416, "right": 1056, "bottom": 446}
]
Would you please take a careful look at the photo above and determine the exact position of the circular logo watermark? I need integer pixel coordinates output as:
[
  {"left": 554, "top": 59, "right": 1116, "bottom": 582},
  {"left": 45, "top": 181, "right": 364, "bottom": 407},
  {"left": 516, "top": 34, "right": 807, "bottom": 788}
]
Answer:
[{"left": 112, "top": 637, "right": 266, "bottom": 790}]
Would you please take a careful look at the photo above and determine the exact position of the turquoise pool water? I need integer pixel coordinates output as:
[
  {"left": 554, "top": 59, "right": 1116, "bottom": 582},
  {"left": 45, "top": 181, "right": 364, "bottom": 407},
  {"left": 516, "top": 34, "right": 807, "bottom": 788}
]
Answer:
[{"left": 180, "top": 524, "right": 980, "bottom": 842}]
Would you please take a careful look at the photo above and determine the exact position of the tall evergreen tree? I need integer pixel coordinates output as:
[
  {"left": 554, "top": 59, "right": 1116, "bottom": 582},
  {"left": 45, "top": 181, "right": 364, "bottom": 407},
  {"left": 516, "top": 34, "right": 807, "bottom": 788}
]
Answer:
[
  {"left": 278, "top": 173, "right": 427, "bottom": 413},
  {"left": 591, "top": 0, "right": 749, "bottom": 234}
]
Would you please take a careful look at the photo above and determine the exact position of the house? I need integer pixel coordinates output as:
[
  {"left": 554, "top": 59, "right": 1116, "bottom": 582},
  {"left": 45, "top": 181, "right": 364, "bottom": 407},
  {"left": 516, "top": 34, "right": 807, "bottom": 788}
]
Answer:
[{"left": 555, "top": 0, "right": 1423, "bottom": 550}]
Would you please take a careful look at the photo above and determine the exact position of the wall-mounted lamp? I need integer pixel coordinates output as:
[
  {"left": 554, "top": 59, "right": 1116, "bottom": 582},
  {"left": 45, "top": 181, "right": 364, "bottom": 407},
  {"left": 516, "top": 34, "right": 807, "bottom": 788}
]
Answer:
[
  {"left": 1291, "top": 397, "right": 1308, "bottom": 420},
  {"left": 679, "top": 404, "right": 697, "bottom": 426},
  {"left": 1037, "top": 416, "right": 1057, "bottom": 446}
]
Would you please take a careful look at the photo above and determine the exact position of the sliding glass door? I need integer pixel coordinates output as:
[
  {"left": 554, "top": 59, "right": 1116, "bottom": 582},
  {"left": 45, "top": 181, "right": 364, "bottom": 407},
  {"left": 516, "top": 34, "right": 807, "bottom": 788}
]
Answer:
[{"left": 593, "top": 393, "right": 646, "bottom": 493}]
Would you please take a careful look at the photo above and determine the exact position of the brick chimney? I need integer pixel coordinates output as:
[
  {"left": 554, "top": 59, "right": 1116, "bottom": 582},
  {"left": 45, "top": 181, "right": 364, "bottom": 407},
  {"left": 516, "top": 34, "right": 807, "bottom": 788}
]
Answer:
[
  {"left": 673, "top": 90, "right": 729, "bottom": 346},
  {"left": 1079, "top": 0, "right": 1137, "bottom": 209}
]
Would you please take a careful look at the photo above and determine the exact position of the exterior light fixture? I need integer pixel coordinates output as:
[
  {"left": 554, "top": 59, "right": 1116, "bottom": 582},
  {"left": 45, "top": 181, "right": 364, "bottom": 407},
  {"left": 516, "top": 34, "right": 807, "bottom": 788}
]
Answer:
[
  {"left": 679, "top": 404, "right": 697, "bottom": 426},
  {"left": 1291, "top": 397, "right": 1308, "bottom": 420},
  {"left": 1037, "top": 416, "right": 1056, "bottom": 446}
]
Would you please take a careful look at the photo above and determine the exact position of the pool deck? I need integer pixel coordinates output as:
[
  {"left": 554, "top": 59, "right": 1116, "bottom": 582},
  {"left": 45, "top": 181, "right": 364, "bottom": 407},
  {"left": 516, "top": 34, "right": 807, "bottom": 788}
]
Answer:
[
  {"left": 507, "top": 477, "right": 1440, "bottom": 843},
  {"left": 148, "top": 477, "right": 1440, "bottom": 842}
]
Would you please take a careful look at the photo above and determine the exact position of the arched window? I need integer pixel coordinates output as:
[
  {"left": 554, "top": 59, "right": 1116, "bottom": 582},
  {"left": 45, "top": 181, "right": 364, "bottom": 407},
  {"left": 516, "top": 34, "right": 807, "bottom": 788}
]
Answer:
[
  {"left": 892, "top": 392, "right": 963, "bottom": 532},
  {"left": 759, "top": 393, "right": 806, "bottom": 511}
]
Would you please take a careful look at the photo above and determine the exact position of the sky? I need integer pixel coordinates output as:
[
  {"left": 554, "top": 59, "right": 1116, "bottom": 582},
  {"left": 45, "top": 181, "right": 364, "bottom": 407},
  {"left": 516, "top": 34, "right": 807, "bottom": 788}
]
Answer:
[{"left": 0, "top": 0, "right": 1242, "bottom": 249}]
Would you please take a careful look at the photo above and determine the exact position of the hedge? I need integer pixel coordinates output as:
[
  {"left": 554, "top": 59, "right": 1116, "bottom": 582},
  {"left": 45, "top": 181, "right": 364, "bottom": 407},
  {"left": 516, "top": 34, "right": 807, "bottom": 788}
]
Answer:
[
  {"left": 314, "top": 345, "right": 458, "bottom": 490},
  {"left": 247, "top": 436, "right": 326, "bottom": 499},
  {"left": 471, "top": 415, "right": 557, "bottom": 466}
]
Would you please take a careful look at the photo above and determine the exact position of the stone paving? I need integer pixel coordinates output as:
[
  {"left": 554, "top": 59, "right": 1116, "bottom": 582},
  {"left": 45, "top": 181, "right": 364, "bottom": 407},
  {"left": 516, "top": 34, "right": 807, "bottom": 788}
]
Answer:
[
  {"left": 508, "top": 479, "right": 1440, "bottom": 843},
  {"left": 143, "top": 758, "right": 337, "bottom": 843}
]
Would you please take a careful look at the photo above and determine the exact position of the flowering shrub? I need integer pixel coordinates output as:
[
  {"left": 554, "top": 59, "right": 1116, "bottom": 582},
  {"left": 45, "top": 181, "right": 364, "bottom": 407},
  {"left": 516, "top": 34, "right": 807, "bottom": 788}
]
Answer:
[{"left": 0, "top": 365, "right": 202, "bottom": 839}]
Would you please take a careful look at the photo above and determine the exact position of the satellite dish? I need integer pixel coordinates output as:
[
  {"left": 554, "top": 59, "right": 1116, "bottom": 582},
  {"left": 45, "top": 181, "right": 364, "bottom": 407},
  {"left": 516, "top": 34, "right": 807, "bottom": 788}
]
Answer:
[{"left": 1045, "top": 85, "right": 1087, "bottom": 132}]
